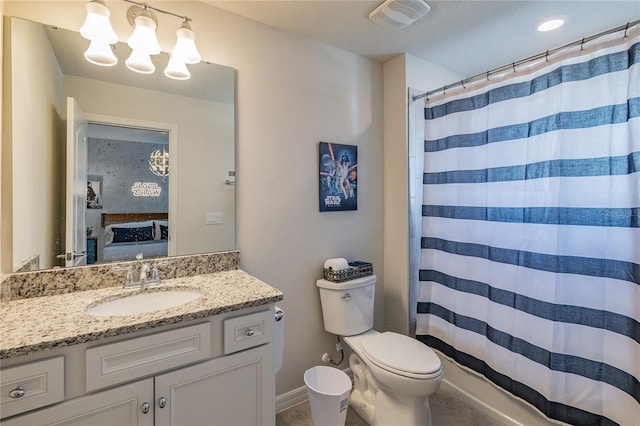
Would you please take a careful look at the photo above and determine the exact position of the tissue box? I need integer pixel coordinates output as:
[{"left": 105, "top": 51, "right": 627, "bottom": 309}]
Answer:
[{"left": 323, "top": 261, "right": 373, "bottom": 283}]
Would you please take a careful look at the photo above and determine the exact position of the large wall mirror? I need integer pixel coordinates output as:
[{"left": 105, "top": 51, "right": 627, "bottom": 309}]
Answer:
[{"left": 7, "top": 16, "right": 236, "bottom": 272}]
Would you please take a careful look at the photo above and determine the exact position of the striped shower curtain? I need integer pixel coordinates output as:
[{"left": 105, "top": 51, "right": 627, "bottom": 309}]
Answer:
[{"left": 415, "top": 30, "right": 639, "bottom": 425}]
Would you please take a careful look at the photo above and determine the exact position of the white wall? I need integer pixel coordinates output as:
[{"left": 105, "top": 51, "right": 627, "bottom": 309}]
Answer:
[{"left": 2, "top": 1, "right": 384, "bottom": 398}]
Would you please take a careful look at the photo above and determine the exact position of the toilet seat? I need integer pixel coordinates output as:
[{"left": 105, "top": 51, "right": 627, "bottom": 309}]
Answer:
[{"left": 361, "top": 332, "right": 442, "bottom": 379}]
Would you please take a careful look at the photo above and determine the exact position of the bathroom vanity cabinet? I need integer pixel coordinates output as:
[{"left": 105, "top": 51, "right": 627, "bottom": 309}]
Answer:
[{"left": 0, "top": 307, "right": 275, "bottom": 426}]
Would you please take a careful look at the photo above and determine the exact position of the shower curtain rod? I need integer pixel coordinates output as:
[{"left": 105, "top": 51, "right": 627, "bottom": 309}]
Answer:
[{"left": 412, "top": 19, "right": 640, "bottom": 102}]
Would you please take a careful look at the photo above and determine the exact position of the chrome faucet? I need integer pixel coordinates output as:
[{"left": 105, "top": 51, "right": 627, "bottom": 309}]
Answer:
[
  {"left": 150, "top": 261, "right": 169, "bottom": 285},
  {"left": 114, "top": 255, "right": 168, "bottom": 288},
  {"left": 135, "top": 252, "right": 151, "bottom": 286},
  {"left": 113, "top": 265, "right": 136, "bottom": 288},
  {"left": 139, "top": 262, "right": 151, "bottom": 284}
]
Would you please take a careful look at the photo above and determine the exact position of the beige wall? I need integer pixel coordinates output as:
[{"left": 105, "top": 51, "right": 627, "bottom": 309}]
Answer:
[
  {"left": 382, "top": 54, "right": 463, "bottom": 335},
  {"left": 10, "top": 16, "right": 64, "bottom": 270},
  {"left": 2, "top": 1, "right": 384, "bottom": 397},
  {"left": 0, "top": 0, "right": 4, "bottom": 274}
]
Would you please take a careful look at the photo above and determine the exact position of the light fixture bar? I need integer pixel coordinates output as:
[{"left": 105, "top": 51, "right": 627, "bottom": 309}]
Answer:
[
  {"left": 81, "top": 0, "right": 201, "bottom": 79},
  {"left": 123, "top": 0, "right": 192, "bottom": 23}
]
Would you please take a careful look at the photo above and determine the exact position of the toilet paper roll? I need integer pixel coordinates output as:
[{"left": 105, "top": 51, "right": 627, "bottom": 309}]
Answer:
[{"left": 323, "top": 258, "right": 349, "bottom": 271}]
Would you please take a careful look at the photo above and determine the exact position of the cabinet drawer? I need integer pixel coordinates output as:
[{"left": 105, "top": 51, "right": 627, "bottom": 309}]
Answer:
[
  {"left": 86, "top": 322, "right": 211, "bottom": 392},
  {"left": 0, "top": 356, "right": 64, "bottom": 419},
  {"left": 224, "top": 309, "right": 272, "bottom": 354}
]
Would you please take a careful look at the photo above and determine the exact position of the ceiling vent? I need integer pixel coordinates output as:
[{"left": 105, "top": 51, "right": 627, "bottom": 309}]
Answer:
[{"left": 369, "top": 0, "right": 431, "bottom": 30}]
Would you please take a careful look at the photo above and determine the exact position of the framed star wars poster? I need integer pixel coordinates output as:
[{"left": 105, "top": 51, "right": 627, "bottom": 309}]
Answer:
[{"left": 319, "top": 142, "right": 358, "bottom": 212}]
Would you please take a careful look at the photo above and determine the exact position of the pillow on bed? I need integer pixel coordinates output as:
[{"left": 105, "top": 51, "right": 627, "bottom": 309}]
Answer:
[
  {"left": 104, "top": 221, "right": 154, "bottom": 245},
  {"left": 154, "top": 220, "right": 168, "bottom": 240},
  {"left": 111, "top": 226, "right": 154, "bottom": 243},
  {"left": 159, "top": 224, "right": 169, "bottom": 240}
]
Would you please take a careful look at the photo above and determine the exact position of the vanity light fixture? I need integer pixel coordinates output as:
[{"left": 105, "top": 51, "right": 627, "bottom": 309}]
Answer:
[
  {"left": 84, "top": 39, "right": 118, "bottom": 66},
  {"left": 80, "top": 0, "right": 202, "bottom": 79},
  {"left": 171, "top": 20, "right": 201, "bottom": 65},
  {"left": 164, "top": 20, "right": 201, "bottom": 79},
  {"left": 125, "top": 5, "right": 161, "bottom": 73},
  {"left": 164, "top": 54, "right": 191, "bottom": 80},
  {"left": 79, "top": 0, "right": 118, "bottom": 66}
]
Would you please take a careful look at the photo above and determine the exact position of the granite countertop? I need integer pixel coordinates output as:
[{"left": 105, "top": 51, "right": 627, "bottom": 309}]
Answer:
[{"left": 0, "top": 270, "right": 283, "bottom": 359}]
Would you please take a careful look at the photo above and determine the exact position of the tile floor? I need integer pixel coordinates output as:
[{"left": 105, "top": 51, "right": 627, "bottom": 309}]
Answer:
[{"left": 276, "top": 386, "right": 503, "bottom": 426}]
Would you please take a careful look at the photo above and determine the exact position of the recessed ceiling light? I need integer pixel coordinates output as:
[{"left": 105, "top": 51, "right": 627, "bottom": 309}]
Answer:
[{"left": 537, "top": 16, "right": 567, "bottom": 32}]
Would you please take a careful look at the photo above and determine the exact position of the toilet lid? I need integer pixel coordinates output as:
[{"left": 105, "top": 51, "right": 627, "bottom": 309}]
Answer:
[{"left": 361, "top": 332, "right": 441, "bottom": 376}]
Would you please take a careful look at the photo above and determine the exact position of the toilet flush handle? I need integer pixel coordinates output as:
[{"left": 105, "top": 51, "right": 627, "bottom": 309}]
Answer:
[{"left": 341, "top": 293, "right": 351, "bottom": 300}]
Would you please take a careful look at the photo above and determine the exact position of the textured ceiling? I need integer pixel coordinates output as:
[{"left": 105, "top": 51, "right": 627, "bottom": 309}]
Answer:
[{"left": 204, "top": 0, "right": 640, "bottom": 77}]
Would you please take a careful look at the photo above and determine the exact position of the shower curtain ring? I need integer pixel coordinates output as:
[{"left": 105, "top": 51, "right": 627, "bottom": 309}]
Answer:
[
  {"left": 580, "top": 37, "right": 586, "bottom": 52},
  {"left": 624, "top": 22, "right": 629, "bottom": 38},
  {"left": 461, "top": 80, "right": 465, "bottom": 89},
  {"left": 486, "top": 71, "right": 490, "bottom": 81},
  {"left": 512, "top": 62, "right": 516, "bottom": 73},
  {"left": 545, "top": 50, "right": 549, "bottom": 62}
]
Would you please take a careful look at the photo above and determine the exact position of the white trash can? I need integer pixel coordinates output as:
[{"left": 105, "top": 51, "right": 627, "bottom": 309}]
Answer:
[{"left": 304, "top": 366, "right": 352, "bottom": 426}]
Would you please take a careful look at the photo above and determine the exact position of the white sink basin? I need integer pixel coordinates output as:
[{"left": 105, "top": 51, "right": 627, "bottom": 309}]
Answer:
[{"left": 86, "top": 290, "right": 202, "bottom": 317}]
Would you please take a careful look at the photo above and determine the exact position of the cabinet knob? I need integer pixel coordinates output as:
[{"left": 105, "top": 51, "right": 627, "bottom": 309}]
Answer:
[
  {"left": 141, "top": 402, "right": 150, "bottom": 414},
  {"left": 158, "top": 396, "right": 167, "bottom": 408},
  {"left": 9, "top": 386, "right": 25, "bottom": 398},
  {"left": 246, "top": 329, "right": 255, "bottom": 337}
]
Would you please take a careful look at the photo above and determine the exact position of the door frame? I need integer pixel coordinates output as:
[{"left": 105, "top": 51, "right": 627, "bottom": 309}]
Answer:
[{"left": 84, "top": 114, "right": 179, "bottom": 257}]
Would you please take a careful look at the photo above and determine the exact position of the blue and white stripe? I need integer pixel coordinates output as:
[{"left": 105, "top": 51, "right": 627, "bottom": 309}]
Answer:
[{"left": 416, "top": 32, "right": 640, "bottom": 426}]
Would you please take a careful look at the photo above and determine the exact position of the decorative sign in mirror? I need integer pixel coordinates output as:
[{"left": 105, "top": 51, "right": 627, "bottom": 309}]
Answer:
[{"left": 8, "top": 17, "right": 236, "bottom": 272}]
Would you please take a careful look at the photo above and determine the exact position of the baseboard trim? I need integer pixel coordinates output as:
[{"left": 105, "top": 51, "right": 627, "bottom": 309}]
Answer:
[
  {"left": 276, "top": 367, "right": 353, "bottom": 414},
  {"left": 276, "top": 385, "right": 309, "bottom": 414}
]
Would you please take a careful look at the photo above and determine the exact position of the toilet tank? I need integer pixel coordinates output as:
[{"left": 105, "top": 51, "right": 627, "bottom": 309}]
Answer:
[{"left": 316, "top": 275, "right": 376, "bottom": 336}]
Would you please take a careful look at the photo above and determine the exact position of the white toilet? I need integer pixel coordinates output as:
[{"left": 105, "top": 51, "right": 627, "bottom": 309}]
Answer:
[{"left": 316, "top": 275, "right": 443, "bottom": 426}]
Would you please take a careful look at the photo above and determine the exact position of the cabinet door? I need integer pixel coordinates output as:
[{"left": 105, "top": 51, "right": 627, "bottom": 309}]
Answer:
[
  {"left": 2, "top": 379, "right": 154, "bottom": 426},
  {"left": 155, "top": 344, "right": 274, "bottom": 426}
]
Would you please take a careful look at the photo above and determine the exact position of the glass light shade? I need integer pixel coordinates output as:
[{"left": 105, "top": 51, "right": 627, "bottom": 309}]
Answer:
[
  {"left": 127, "top": 14, "right": 161, "bottom": 55},
  {"left": 80, "top": 0, "right": 117, "bottom": 43},
  {"left": 164, "top": 56, "right": 191, "bottom": 80},
  {"left": 171, "top": 23, "right": 201, "bottom": 64},
  {"left": 125, "top": 49, "right": 155, "bottom": 74},
  {"left": 84, "top": 40, "right": 117, "bottom": 66}
]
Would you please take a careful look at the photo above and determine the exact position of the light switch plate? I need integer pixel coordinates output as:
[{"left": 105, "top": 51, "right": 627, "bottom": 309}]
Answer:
[{"left": 205, "top": 212, "right": 223, "bottom": 225}]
